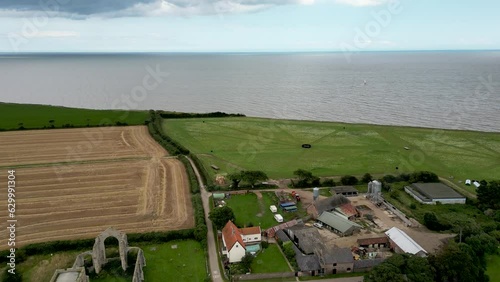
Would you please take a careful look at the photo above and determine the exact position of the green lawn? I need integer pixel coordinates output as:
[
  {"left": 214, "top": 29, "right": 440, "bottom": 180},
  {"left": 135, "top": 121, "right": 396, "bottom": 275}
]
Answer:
[
  {"left": 486, "top": 254, "right": 500, "bottom": 282},
  {"left": 10, "top": 240, "right": 206, "bottom": 282},
  {"left": 0, "top": 102, "right": 148, "bottom": 130},
  {"left": 251, "top": 244, "right": 291, "bottom": 273},
  {"left": 140, "top": 240, "right": 207, "bottom": 282},
  {"left": 225, "top": 192, "right": 305, "bottom": 229},
  {"left": 163, "top": 117, "right": 500, "bottom": 193},
  {"left": 225, "top": 193, "right": 274, "bottom": 229}
]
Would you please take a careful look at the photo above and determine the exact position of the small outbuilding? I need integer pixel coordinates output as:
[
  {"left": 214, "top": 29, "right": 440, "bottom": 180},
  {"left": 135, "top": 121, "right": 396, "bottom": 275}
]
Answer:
[{"left": 330, "top": 186, "right": 359, "bottom": 197}]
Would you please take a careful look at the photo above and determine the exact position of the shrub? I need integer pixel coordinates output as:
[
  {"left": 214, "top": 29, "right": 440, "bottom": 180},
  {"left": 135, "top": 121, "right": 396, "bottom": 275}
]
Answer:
[
  {"left": 261, "top": 241, "right": 269, "bottom": 249},
  {"left": 340, "top": 175, "right": 359, "bottom": 185},
  {"left": 322, "top": 179, "right": 336, "bottom": 187}
]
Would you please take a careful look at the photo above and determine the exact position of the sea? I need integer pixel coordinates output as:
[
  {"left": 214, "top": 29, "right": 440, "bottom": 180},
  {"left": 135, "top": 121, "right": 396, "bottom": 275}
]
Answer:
[{"left": 1, "top": 51, "right": 499, "bottom": 132}]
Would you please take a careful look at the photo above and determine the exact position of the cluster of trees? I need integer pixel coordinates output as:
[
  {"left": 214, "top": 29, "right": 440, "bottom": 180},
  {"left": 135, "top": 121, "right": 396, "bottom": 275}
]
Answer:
[
  {"left": 380, "top": 171, "right": 439, "bottom": 191},
  {"left": 209, "top": 206, "right": 235, "bottom": 230},
  {"left": 158, "top": 111, "right": 245, "bottom": 119},
  {"left": 227, "top": 170, "right": 269, "bottom": 189},
  {"left": 366, "top": 235, "right": 498, "bottom": 282}
]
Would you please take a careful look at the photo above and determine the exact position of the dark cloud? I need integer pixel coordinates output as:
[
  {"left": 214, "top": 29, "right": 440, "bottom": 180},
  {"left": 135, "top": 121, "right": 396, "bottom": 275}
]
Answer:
[{"left": 0, "top": 0, "right": 309, "bottom": 17}]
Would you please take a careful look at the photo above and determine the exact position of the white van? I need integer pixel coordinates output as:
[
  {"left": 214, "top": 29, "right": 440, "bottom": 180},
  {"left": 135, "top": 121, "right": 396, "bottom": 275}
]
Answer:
[
  {"left": 274, "top": 214, "right": 283, "bottom": 223},
  {"left": 270, "top": 205, "right": 277, "bottom": 213}
]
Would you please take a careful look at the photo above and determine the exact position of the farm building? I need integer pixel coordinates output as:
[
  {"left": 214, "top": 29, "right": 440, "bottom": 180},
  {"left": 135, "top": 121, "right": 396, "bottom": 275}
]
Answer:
[
  {"left": 317, "top": 247, "right": 354, "bottom": 274},
  {"left": 357, "top": 237, "right": 390, "bottom": 249},
  {"left": 285, "top": 226, "right": 322, "bottom": 255},
  {"left": 317, "top": 211, "right": 362, "bottom": 237},
  {"left": 335, "top": 203, "right": 359, "bottom": 220},
  {"left": 313, "top": 195, "right": 351, "bottom": 217},
  {"left": 385, "top": 227, "right": 427, "bottom": 257},
  {"left": 330, "top": 186, "right": 359, "bottom": 197},
  {"left": 221, "top": 221, "right": 261, "bottom": 263},
  {"left": 353, "top": 258, "right": 385, "bottom": 272},
  {"left": 404, "top": 183, "right": 466, "bottom": 204}
]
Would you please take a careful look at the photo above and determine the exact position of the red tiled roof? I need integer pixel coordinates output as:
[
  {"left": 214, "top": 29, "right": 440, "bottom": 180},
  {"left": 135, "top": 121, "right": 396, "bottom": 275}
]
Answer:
[
  {"left": 338, "top": 203, "right": 358, "bottom": 217},
  {"left": 357, "top": 237, "right": 389, "bottom": 246},
  {"left": 222, "top": 221, "right": 245, "bottom": 251},
  {"left": 240, "top": 226, "right": 261, "bottom": 236}
]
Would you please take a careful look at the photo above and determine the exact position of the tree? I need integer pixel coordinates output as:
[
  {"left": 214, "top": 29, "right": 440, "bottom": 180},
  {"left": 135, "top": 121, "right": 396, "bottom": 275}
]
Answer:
[
  {"left": 366, "top": 253, "right": 434, "bottom": 282},
  {"left": 228, "top": 172, "right": 242, "bottom": 189},
  {"left": 423, "top": 212, "right": 443, "bottom": 231},
  {"left": 409, "top": 171, "right": 439, "bottom": 183},
  {"left": 405, "top": 255, "right": 434, "bottom": 282},
  {"left": 477, "top": 180, "right": 500, "bottom": 210},
  {"left": 240, "top": 171, "right": 268, "bottom": 188},
  {"left": 340, "top": 175, "right": 358, "bottom": 185},
  {"left": 240, "top": 253, "right": 254, "bottom": 272},
  {"left": 361, "top": 173, "right": 373, "bottom": 183},
  {"left": 430, "top": 242, "right": 488, "bottom": 282},
  {"left": 364, "top": 262, "right": 404, "bottom": 282},
  {"left": 3, "top": 268, "right": 22, "bottom": 282},
  {"left": 293, "top": 169, "right": 314, "bottom": 182},
  {"left": 209, "top": 206, "right": 235, "bottom": 230},
  {"left": 465, "top": 233, "right": 499, "bottom": 267}
]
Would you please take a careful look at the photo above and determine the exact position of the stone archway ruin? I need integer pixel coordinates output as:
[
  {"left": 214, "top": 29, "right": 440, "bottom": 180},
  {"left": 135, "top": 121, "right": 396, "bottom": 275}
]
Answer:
[
  {"left": 92, "top": 227, "right": 129, "bottom": 273},
  {"left": 51, "top": 227, "right": 146, "bottom": 282}
]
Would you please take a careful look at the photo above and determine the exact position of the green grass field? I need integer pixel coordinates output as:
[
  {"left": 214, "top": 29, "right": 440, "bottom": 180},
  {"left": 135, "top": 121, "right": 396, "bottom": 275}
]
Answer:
[
  {"left": 225, "top": 192, "right": 305, "bottom": 229},
  {"left": 163, "top": 117, "right": 500, "bottom": 193},
  {"left": 0, "top": 102, "right": 148, "bottom": 130},
  {"left": 251, "top": 244, "right": 291, "bottom": 273},
  {"left": 486, "top": 254, "right": 500, "bottom": 282},
  {"left": 8, "top": 240, "right": 206, "bottom": 282},
  {"left": 141, "top": 240, "right": 207, "bottom": 282}
]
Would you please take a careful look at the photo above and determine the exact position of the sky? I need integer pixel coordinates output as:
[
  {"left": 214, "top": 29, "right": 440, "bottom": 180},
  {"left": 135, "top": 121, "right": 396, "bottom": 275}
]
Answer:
[{"left": 0, "top": 0, "right": 499, "bottom": 52}]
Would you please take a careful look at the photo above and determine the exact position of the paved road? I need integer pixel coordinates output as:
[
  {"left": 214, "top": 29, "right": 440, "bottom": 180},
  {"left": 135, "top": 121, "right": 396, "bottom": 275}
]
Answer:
[{"left": 186, "top": 156, "right": 223, "bottom": 282}]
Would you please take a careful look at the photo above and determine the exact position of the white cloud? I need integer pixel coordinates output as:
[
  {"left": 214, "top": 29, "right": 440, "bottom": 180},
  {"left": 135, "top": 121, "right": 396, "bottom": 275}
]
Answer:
[
  {"left": 24, "top": 31, "right": 79, "bottom": 38},
  {"left": 335, "top": 0, "right": 389, "bottom": 7}
]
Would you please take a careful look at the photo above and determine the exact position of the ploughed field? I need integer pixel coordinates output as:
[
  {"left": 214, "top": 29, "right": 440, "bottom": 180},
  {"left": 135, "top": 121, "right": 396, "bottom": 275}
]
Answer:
[{"left": 0, "top": 126, "right": 193, "bottom": 249}]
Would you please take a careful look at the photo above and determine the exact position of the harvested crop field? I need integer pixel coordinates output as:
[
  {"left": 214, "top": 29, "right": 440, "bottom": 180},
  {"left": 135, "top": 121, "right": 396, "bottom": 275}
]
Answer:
[{"left": 0, "top": 126, "right": 194, "bottom": 249}]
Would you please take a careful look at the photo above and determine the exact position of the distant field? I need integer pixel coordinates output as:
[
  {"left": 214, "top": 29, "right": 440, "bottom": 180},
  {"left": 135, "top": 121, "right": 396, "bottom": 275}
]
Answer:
[
  {"left": 163, "top": 117, "right": 500, "bottom": 192},
  {"left": 486, "top": 254, "right": 500, "bottom": 282},
  {"left": 0, "top": 102, "right": 148, "bottom": 130}
]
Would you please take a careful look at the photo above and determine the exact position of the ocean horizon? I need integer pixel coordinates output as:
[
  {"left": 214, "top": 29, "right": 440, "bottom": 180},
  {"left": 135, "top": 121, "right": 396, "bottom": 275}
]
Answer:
[{"left": 1, "top": 50, "right": 499, "bottom": 132}]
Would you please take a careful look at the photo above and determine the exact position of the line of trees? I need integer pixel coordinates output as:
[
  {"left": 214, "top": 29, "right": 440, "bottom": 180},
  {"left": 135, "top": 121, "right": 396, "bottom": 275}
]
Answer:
[{"left": 158, "top": 111, "right": 245, "bottom": 119}]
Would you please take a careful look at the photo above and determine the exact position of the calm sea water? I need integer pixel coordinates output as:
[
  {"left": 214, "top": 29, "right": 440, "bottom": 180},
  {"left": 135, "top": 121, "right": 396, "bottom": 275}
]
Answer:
[{"left": 1, "top": 51, "right": 499, "bottom": 132}]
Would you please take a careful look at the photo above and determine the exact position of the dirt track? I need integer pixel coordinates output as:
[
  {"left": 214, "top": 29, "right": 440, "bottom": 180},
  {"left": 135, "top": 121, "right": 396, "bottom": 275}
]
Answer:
[{"left": 0, "top": 126, "right": 193, "bottom": 249}]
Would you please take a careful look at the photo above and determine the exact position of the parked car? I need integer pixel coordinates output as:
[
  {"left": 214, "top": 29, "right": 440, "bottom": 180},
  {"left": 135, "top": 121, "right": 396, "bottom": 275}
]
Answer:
[{"left": 313, "top": 222, "right": 323, "bottom": 229}]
